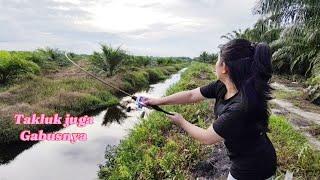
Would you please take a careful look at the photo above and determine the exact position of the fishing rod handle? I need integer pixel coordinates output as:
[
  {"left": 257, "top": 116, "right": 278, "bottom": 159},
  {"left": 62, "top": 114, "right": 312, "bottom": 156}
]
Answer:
[
  {"left": 149, "top": 105, "right": 174, "bottom": 115},
  {"left": 132, "top": 96, "right": 174, "bottom": 115}
]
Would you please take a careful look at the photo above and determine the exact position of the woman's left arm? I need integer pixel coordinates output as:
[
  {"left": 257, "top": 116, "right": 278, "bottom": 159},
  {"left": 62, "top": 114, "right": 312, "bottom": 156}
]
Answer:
[{"left": 166, "top": 113, "right": 224, "bottom": 145}]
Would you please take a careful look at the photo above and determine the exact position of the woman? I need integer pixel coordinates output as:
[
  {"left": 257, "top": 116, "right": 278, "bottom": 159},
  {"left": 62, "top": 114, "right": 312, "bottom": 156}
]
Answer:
[{"left": 142, "top": 39, "right": 277, "bottom": 180}]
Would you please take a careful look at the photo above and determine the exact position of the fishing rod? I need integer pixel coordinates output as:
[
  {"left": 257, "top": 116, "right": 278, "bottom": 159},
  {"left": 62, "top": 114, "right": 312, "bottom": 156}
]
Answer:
[{"left": 64, "top": 52, "right": 174, "bottom": 115}]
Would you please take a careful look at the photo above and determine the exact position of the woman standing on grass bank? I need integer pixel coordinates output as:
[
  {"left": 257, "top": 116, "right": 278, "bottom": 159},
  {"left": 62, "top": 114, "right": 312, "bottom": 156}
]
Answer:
[{"left": 142, "top": 39, "right": 277, "bottom": 180}]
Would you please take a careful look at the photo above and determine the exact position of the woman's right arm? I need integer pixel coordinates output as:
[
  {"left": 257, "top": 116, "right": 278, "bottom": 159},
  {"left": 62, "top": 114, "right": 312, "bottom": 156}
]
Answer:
[{"left": 144, "top": 87, "right": 207, "bottom": 106}]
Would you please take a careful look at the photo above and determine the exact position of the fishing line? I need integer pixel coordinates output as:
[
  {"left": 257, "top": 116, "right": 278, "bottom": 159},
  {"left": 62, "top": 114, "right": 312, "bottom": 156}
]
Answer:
[{"left": 64, "top": 52, "right": 174, "bottom": 115}]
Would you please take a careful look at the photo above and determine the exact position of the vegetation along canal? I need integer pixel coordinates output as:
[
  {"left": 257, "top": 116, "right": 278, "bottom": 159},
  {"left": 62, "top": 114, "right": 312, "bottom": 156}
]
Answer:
[{"left": 0, "top": 68, "right": 187, "bottom": 180}]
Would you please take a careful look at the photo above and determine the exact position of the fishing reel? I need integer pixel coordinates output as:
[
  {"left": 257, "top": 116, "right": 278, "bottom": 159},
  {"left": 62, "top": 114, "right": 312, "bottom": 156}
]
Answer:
[
  {"left": 135, "top": 96, "right": 147, "bottom": 110},
  {"left": 124, "top": 96, "right": 146, "bottom": 113},
  {"left": 123, "top": 96, "right": 147, "bottom": 118},
  {"left": 132, "top": 96, "right": 174, "bottom": 115}
]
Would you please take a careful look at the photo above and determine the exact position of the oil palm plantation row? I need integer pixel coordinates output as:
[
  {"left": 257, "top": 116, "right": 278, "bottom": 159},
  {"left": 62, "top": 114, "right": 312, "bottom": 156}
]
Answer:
[
  {"left": 90, "top": 44, "right": 189, "bottom": 77},
  {"left": 221, "top": 0, "right": 320, "bottom": 104},
  {"left": 194, "top": 51, "right": 218, "bottom": 63},
  {"left": 0, "top": 44, "right": 189, "bottom": 85}
]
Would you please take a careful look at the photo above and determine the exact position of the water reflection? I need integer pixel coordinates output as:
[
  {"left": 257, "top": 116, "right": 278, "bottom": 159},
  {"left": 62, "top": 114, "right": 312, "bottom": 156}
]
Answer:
[
  {"left": 0, "top": 141, "right": 37, "bottom": 165},
  {"left": 102, "top": 105, "right": 128, "bottom": 125},
  {"left": 0, "top": 68, "right": 187, "bottom": 180}
]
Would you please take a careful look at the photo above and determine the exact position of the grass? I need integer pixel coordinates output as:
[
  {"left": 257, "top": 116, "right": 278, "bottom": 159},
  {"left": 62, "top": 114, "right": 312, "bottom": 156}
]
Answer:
[
  {"left": 0, "top": 62, "right": 188, "bottom": 145},
  {"left": 98, "top": 62, "right": 217, "bottom": 179},
  {"left": 273, "top": 88, "right": 303, "bottom": 100},
  {"left": 98, "top": 62, "right": 320, "bottom": 179},
  {"left": 0, "top": 75, "right": 119, "bottom": 144},
  {"left": 268, "top": 115, "right": 320, "bottom": 179}
]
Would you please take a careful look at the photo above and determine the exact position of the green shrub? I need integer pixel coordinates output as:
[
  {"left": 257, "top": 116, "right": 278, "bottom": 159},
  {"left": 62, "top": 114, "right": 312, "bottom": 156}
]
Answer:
[
  {"left": 146, "top": 69, "right": 165, "bottom": 83},
  {"left": 0, "top": 52, "right": 40, "bottom": 84},
  {"left": 122, "top": 71, "right": 149, "bottom": 89}
]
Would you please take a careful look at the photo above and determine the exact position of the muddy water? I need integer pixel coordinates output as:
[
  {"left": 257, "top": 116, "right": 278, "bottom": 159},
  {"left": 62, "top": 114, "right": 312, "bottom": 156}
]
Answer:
[{"left": 0, "top": 68, "right": 187, "bottom": 180}]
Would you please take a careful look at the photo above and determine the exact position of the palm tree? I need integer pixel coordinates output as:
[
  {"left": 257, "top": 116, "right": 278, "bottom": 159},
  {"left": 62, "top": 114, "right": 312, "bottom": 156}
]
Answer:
[
  {"left": 209, "top": 53, "right": 218, "bottom": 63},
  {"left": 255, "top": 0, "right": 320, "bottom": 104},
  {"left": 91, "top": 44, "right": 127, "bottom": 76},
  {"left": 254, "top": 0, "right": 320, "bottom": 28},
  {"left": 255, "top": 0, "right": 320, "bottom": 76},
  {"left": 36, "top": 47, "right": 69, "bottom": 66},
  {"left": 221, "top": 29, "right": 244, "bottom": 40},
  {"left": 270, "top": 26, "right": 320, "bottom": 76},
  {"left": 221, "top": 19, "right": 281, "bottom": 43},
  {"left": 199, "top": 51, "right": 209, "bottom": 63}
]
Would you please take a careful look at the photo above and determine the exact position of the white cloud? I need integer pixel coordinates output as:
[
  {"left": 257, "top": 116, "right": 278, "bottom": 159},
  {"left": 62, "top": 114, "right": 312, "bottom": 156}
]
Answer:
[
  {"left": 80, "top": 0, "right": 204, "bottom": 34},
  {"left": 0, "top": 0, "right": 260, "bottom": 57}
]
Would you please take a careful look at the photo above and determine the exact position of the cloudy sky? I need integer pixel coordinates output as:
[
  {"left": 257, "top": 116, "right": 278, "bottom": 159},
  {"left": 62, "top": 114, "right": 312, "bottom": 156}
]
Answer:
[{"left": 0, "top": 0, "right": 259, "bottom": 57}]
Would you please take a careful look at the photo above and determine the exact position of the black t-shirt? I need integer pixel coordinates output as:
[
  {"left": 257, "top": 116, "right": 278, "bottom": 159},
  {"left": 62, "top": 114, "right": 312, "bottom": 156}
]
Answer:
[{"left": 200, "top": 80, "right": 277, "bottom": 180}]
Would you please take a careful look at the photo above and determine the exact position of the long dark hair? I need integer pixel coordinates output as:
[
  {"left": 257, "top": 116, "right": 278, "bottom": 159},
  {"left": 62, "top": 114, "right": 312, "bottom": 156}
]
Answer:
[{"left": 219, "top": 39, "right": 273, "bottom": 133}]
